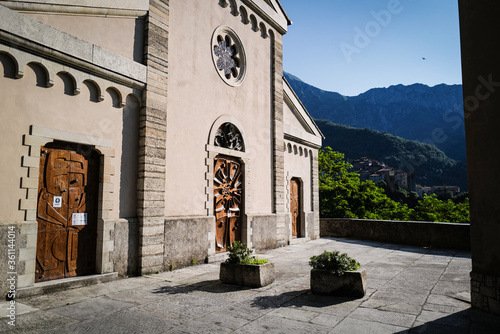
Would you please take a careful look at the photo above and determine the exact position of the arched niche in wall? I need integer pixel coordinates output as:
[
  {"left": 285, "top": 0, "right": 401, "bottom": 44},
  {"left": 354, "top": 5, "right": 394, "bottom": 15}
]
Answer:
[
  {"left": 83, "top": 79, "right": 104, "bottom": 103},
  {"left": 0, "top": 52, "right": 18, "bottom": 79},
  {"left": 27, "top": 62, "right": 52, "bottom": 88},
  {"left": 56, "top": 71, "right": 79, "bottom": 96}
]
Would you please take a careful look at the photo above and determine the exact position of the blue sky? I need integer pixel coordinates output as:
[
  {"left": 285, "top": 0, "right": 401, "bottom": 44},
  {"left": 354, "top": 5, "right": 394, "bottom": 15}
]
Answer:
[{"left": 281, "top": 0, "right": 462, "bottom": 96}]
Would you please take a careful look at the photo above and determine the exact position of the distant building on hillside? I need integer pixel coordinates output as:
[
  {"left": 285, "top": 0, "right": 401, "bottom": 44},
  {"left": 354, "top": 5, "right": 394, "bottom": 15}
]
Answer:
[
  {"left": 416, "top": 185, "right": 461, "bottom": 198},
  {"left": 349, "top": 157, "right": 415, "bottom": 192}
]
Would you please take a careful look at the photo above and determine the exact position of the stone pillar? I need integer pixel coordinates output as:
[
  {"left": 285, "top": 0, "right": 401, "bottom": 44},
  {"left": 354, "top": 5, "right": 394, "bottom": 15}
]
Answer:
[
  {"left": 270, "top": 30, "right": 287, "bottom": 245},
  {"left": 459, "top": 0, "right": 500, "bottom": 316},
  {"left": 311, "top": 149, "right": 320, "bottom": 239},
  {"left": 137, "top": 0, "right": 169, "bottom": 275}
]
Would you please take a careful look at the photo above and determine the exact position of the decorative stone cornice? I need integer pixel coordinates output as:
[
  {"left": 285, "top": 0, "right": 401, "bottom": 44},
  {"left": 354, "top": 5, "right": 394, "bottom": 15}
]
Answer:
[
  {"left": 0, "top": 1, "right": 148, "bottom": 17},
  {"left": 1, "top": 0, "right": 149, "bottom": 12}
]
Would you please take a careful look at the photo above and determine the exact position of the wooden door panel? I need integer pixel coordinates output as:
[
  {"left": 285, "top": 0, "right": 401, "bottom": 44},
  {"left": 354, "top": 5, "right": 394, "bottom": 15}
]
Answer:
[
  {"left": 37, "top": 191, "right": 68, "bottom": 227},
  {"left": 35, "top": 228, "right": 66, "bottom": 281},
  {"left": 36, "top": 145, "right": 97, "bottom": 282},
  {"left": 214, "top": 156, "right": 243, "bottom": 253},
  {"left": 36, "top": 229, "right": 64, "bottom": 271},
  {"left": 290, "top": 179, "right": 300, "bottom": 238},
  {"left": 45, "top": 150, "right": 70, "bottom": 195},
  {"left": 66, "top": 229, "right": 79, "bottom": 277}
]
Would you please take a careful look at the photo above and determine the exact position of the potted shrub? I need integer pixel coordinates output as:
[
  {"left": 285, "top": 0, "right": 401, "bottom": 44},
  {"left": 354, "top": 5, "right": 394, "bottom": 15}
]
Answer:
[
  {"left": 219, "top": 241, "right": 275, "bottom": 287},
  {"left": 309, "top": 250, "right": 366, "bottom": 297}
]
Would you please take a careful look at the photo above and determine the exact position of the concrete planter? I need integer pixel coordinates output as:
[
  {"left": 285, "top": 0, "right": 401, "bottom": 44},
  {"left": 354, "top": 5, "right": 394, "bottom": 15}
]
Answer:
[
  {"left": 310, "top": 268, "right": 367, "bottom": 297},
  {"left": 220, "top": 262, "right": 275, "bottom": 287}
]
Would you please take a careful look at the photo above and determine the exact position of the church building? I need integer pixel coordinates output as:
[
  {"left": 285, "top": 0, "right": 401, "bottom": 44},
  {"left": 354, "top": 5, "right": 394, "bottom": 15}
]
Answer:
[{"left": 0, "top": 0, "right": 322, "bottom": 294}]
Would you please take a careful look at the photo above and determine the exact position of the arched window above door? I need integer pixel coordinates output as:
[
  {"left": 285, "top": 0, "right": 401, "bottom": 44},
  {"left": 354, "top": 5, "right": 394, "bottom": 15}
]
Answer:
[{"left": 214, "top": 122, "right": 245, "bottom": 152}]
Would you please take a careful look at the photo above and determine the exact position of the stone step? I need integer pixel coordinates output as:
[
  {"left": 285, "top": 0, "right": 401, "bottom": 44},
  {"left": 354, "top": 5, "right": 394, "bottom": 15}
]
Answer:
[{"left": 17, "top": 273, "right": 118, "bottom": 298}]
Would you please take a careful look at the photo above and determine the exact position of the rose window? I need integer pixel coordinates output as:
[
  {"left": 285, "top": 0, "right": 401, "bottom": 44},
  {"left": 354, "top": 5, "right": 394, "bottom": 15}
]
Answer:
[{"left": 211, "top": 26, "right": 246, "bottom": 86}]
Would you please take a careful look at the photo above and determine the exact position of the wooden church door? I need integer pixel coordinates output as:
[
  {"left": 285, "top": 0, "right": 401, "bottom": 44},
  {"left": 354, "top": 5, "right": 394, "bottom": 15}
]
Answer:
[
  {"left": 214, "top": 155, "right": 243, "bottom": 253},
  {"left": 36, "top": 144, "right": 99, "bottom": 282},
  {"left": 290, "top": 178, "right": 301, "bottom": 238}
]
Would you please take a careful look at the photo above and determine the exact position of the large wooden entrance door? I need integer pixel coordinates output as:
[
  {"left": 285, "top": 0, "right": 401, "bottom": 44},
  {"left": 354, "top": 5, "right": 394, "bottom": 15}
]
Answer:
[
  {"left": 36, "top": 144, "right": 99, "bottom": 282},
  {"left": 214, "top": 155, "right": 243, "bottom": 253},
  {"left": 290, "top": 178, "right": 301, "bottom": 238}
]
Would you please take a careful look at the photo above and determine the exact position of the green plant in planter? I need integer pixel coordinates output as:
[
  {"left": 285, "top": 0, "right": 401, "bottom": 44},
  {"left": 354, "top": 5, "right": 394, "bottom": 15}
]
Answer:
[
  {"left": 309, "top": 250, "right": 360, "bottom": 276},
  {"left": 226, "top": 241, "right": 268, "bottom": 265}
]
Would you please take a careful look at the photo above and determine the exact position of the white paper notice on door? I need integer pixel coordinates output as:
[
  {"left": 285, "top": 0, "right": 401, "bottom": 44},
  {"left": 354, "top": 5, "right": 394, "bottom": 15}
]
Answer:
[
  {"left": 53, "top": 196, "right": 62, "bottom": 208},
  {"left": 72, "top": 213, "right": 87, "bottom": 226}
]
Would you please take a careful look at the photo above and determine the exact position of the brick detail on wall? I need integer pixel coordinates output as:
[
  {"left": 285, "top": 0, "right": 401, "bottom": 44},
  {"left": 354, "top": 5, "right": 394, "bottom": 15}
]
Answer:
[
  {"left": 270, "top": 31, "right": 285, "bottom": 215},
  {"left": 471, "top": 271, "right": 500, "bottom": 316},
  {"left": 311, "top": 149, "right": 320, "bottom": 239},
  {"left": 137, "top": 0, "right": 169, "bottom": 275}
]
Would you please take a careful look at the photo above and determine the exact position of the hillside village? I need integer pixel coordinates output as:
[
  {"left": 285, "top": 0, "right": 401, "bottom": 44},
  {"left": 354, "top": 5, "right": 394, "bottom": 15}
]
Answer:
[{"left": 349, "top": 157, "right": 461, "bottom": 197}]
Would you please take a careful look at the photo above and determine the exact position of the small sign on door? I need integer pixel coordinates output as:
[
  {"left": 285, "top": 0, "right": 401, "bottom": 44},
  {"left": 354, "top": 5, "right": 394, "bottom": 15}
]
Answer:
[
  {"left": 72, "top": 213, "right": 87, "bottom": 226},
  {"left": 53, "top": 196, "right": 62, "bottom": 208}
]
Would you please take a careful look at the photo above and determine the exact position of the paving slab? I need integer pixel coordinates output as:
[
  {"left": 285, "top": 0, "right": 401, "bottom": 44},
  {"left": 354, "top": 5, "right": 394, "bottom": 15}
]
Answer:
[
  {"left": 349, "top": 307, "right": 417, "bottom": 327},
  {"left": 3, "top": 237, "right": 500, "bottom": 333},
  {"left": 0, "top": 310, "right": 78, "bottom": 333},
  {"left": 329, "top": 317, "right": 409, "bottom": 334},
  {"left": 56, "top": 309, "right": 180, "bottom": 334},
  {"left": 414, "top": 309, "right": 470, "bottom": 328},
  {"left": 410, "top": 321, "right": 469, "bottom": 334},
  {"left": 49, "top": 297, "right": 136, "bottom": 321},
  {"left": 233, "top": 314, "right": 330, "bottom": 334}
]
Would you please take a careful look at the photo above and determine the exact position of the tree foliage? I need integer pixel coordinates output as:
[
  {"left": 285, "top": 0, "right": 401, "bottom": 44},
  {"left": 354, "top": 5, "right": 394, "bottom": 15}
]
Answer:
[{"left": 319, "top": 147, "right": 470, "bottom": 224}]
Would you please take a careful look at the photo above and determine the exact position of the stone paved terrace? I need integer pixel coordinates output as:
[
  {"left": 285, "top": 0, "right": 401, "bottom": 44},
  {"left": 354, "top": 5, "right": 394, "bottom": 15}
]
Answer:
[{"left": 2, "top": 238, "right": 500, "bottom": 333}]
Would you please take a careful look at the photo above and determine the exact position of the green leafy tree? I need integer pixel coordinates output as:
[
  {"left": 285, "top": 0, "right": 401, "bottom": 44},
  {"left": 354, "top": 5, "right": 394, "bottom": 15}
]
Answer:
[
  {"left": 319, "top": 147, "right": 412, "bottom": 220},
  {"left": 319, "top": 147, "right": 470, "bottom": 224},
  {"left": 412, "top": 194, "right": 470, "bottom": 224}
]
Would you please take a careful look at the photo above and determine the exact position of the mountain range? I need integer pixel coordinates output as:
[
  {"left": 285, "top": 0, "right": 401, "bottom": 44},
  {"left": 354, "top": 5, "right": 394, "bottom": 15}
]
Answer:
[
  {"left": 285, "top": 72, "right": 466, "bottom": 163},
  {"left": 284, "top": 72, "right": 468, "bottom": 190}
]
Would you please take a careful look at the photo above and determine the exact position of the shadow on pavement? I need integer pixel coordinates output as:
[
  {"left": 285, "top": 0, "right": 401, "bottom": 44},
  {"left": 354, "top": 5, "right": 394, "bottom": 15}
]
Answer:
[
  {"left": 250, "top": 289, "right": 360, "bottom": 310},
  {"left": 151, "top": 279, "right": 255, "bottom": 295}
]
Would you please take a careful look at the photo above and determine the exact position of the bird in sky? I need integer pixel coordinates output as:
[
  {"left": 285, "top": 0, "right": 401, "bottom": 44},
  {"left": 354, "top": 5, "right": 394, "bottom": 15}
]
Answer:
[{"left": 422, "top": 57, "right": 426, "bottom": 60}]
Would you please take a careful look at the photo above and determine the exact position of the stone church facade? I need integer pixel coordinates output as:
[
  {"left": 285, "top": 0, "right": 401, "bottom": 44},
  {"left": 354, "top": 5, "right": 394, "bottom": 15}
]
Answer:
[{"left": 0, "top": 0, "right": 322, "bottom": 294}]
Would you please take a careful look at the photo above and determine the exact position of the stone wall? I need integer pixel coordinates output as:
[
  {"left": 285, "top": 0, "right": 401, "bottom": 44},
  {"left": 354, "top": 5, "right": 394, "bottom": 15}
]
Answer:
[
  {"left": 137, "top": 0, "right": 169, "bottom": 275},
  {"left": 306, "top": 212, "right": 316, "bottom": 239},
  {"left": 111, "top": 219, "right": 139, "bottom": 276},
  {"left": 250, "top": 215, "right": 278, "bottom": 250},
  {"left": 321, "top": 218, "right": 470, "bottom": 251},
  {"left": 311, "top": 150, "right": 320, "bottom": 239},
  {"left": 163, "top": 216, "right": 212, "bottom": 269},
  {"left": 471, "top": 272, "right": 500, "bottom": 315}
]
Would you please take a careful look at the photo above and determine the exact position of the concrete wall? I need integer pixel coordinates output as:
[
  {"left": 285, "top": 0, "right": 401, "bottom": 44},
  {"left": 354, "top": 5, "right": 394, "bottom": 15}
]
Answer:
[
  {"left": 459, "top": 0, "right": 500, "bottom": 316},
  {"left": 321, "top": 218, "right": 470, "bottom": 251}
]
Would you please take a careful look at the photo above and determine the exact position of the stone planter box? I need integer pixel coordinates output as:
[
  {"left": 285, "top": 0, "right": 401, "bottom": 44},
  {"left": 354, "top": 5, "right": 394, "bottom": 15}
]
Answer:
[
  {"left": 310, "top": 268, "right": 367, "bottom": 297},
  {"left": 220, "top": 262, "right": 275, "bottom": 287}
]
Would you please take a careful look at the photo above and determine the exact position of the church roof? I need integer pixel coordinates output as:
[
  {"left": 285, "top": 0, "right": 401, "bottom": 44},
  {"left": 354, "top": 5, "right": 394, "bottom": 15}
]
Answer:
[
  {"left": 274, "top": 0, "right": 292, "bottom": 25},
  {"left": 283, "top": 76, "right": 324, "bottom": 148}
]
